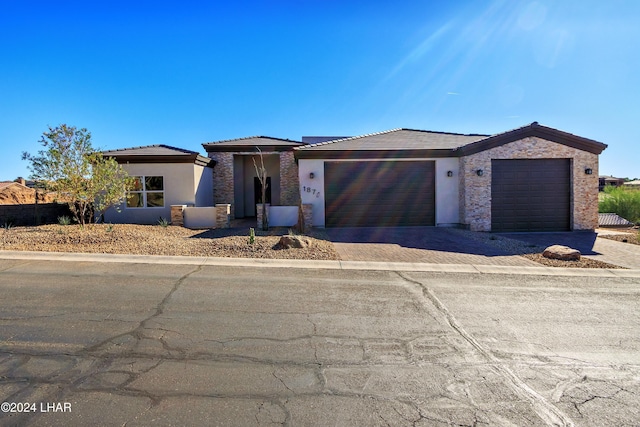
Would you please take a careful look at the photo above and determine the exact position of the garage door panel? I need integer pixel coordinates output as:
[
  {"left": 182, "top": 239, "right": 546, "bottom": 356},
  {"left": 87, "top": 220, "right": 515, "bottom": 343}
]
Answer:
[
  {"left": 325, "top": 161, "right": 435, "bottom": 227},
  {"left": 491, "top": 159, "right": 570, "bottom": 232}
]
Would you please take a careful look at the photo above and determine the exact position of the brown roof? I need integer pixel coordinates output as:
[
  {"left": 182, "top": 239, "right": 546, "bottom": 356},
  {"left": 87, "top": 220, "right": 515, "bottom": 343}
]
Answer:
[
  {"left": 458, "top": 122, "right": 608, "bottom": 156},
  {"left": 296, "top": 129, "right": 486, "bottom": 151},
  {"left": 203, "top": 136, "right": 303, "bottom": 153},
  {"left": 294, "top": 122, "right": 608, "bottom": 159},
  {"left": 102, "top": 145, "right": 213, "bottom": 167}
]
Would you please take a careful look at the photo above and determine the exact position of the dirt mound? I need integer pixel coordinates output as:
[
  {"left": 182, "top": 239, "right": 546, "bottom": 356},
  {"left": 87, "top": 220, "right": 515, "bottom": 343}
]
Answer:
[{"left": 0, "top": 184, "right": 58, "bottom": 205}]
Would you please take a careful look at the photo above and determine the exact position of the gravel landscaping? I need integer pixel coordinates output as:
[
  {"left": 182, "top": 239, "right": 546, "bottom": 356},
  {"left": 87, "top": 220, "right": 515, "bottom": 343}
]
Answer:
[
  {"left": 0, "top": 223, "right": 629, "bottom": 268},
  {"left": 0, "top": 224, "right": 340, "bottom": 260},
  {"left": 598, "top": 228, "right": 640, "bottom": 246},
  {"left": 447, "top": 228, "right": 625, "bottom": 269}
]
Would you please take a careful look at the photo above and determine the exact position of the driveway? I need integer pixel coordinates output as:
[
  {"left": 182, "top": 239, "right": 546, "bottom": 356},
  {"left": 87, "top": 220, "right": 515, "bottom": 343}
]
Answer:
[
  {"left": 499, "top": 230, "right": 640, "bottom": 269},
  {"left": 326, "top": 227, "right": 538, "bottom": 266}
]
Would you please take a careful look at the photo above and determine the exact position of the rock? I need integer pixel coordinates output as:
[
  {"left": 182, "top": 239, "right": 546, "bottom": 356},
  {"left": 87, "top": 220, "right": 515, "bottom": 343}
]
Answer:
[
  {"left": 542, "top": 245, "right": 581, "bottom": 261},
  {"left": 279, "top": 235, "right": 310, "bottom": 249}
]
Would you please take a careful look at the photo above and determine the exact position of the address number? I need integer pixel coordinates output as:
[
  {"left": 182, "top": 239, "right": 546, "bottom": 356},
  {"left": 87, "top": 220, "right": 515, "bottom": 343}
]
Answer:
[{"left": 302, "top": 186, "right": 321, "bottom": 198}]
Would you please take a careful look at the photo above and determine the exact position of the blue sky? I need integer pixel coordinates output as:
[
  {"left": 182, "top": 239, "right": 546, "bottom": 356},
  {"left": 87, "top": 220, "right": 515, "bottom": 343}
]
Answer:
[{"left": 1, "top": 0, "right": 638, "bottom": 180}]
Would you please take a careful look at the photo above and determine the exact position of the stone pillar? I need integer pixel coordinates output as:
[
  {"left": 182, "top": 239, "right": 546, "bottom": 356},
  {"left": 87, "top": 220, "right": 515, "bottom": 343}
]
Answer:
[
  {"left": 171, "top": 205, "right": 186, "bottom": 226},
  {"left": 215, "top": 204, "right": 231, "bottom": 229},
  {"left": 208, "top": 152, "right": 235, "bottom": 218},
  {"left": 279, "top": 151, "right": 300, "bottom": 206},
  {"left": 256, "top": 204, "right": 270, "bottom": 230},
  {"left": 302, "top": 204, "right": 313, "bottom": 233}
]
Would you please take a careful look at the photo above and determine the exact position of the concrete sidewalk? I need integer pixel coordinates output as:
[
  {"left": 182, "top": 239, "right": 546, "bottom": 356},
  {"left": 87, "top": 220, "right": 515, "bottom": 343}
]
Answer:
[{"left": 2, "top": 250, "right": 640, "bottom": 278}]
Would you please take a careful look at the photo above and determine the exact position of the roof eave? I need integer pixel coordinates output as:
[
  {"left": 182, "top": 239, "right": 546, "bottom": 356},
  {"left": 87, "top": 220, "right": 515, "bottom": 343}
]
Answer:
[
  {"left": 203, "top": 145, "right": 301, "bottom": 153},
  {"left": 294, "top": 148, "right": 461, "bottom": 160},
  {"left": 105, "top": 153, "right": 215, "bottom": 167},
  {"left": 459, "top": 123, "right": 608, "bottom": 156}
]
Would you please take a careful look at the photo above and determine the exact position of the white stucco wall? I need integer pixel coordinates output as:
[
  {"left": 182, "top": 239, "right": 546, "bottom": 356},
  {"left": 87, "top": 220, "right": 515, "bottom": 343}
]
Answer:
[
  {"left": 298, "top": 158, "right": 460, "bottom": 227},
  {"left": 194, "top": 165, "right": 214, "bottom": 207},
  {"left": 104, "top": 163, "right": 201, "bottom": 225},
  {"left": 184, "top": 206, "right": 217, "bottom": 228},
  {"left": 298, "top": 159, "right": 326, "bottom": 226},
  {"left": 434, "top": 157, "right": 460, "bottom": 226}
]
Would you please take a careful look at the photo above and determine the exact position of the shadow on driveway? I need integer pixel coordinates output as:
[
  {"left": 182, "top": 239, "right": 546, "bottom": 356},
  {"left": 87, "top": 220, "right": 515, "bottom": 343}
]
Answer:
[
  {"left": 497, "top": 232, "right": 599, "bottom": 255},
  {"left": 325, "top": 227, "right": 515, "bottom": 257}
]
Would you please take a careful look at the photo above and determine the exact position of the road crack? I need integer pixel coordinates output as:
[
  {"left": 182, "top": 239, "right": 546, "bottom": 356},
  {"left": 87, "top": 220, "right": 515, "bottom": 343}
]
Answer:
[
  {"left": 396, "top": 271, "right": 576, "bottom": 427},
  {"left": 83, "top": 265, "right": 203, "bottom": 355}
]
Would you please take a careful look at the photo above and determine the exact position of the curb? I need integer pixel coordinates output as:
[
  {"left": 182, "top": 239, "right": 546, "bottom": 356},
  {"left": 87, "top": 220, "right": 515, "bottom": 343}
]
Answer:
[{"left": 2, "top": 250, "right": 640, "bottom": 278}]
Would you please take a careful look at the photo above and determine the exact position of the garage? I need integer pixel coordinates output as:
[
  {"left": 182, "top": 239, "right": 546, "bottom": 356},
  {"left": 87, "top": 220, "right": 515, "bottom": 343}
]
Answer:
[
  {"left": 491, "top": 158, "right": 571, "bottom": 232},
  {"left": 324, "top": 161, "right": 435, "bottom": 227}
]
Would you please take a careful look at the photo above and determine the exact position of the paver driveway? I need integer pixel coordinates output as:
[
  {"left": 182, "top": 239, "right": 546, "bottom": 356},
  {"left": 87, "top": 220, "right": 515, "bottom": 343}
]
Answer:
[
  {"left": 499, "top": 230, "right": 640, "bottom": 269},
  {"left": 325, "top": 227, "right": 538, "bottom": 266}
]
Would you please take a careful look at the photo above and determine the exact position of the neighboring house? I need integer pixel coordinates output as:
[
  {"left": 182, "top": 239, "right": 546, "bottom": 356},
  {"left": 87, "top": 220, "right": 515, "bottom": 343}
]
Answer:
[
  {"left": 102, "top": 145, "right": 215, "bottom": 224},
  {"left": 623, "top": 180, "right": 640, "bottom": 188},
  {"left": 202, "top": 136, "right": 303, "bottom": 219},
  {"left": 295, "top": 122, "right": 607, "bottom": 232},
  {"left": 599, "top": 175, "right": 625, "bottom": 191},
  {"left": 101, "top": 122, "right": 607, "bottom": 232}
]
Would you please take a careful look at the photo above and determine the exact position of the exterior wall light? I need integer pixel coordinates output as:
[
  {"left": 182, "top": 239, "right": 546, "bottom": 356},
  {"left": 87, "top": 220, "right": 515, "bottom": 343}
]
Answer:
[
  {"left": 476, "top": 169, "right": 484, "bottom": 177},
  {"left": 309, "top": 172, "right": 315, "bottom": 179},
  {"left": 447, "top": 171, "right": 453, "bottom": 177},
  {"left": 585, "top": 168, "right": 593, "bottom": 175}
]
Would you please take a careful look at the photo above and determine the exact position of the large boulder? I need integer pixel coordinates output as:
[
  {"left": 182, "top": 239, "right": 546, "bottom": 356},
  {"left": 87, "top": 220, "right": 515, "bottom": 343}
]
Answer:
[
  {"left": 542, "top": 245, "right": 581, "bottom": 261},
  {"left": 279, "top": 235, "right": 310, "bottom": 249}
]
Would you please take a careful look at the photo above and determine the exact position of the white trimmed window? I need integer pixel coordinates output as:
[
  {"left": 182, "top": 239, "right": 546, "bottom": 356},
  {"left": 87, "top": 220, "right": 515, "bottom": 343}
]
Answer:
[{"left": 127, "top": 176, "right": 164, "bottom": 208}]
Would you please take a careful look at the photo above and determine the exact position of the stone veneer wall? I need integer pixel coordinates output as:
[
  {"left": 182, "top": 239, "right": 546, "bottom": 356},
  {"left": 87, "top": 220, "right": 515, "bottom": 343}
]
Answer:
[
  {"left": 279, "top": 151, "right": 300, "bottom": 206},
  {"left": 207, "top": 150, "right": 300, "bottom": 219},
  {"left": 459, "top": 137, "right": 599, "bottom": 232},
  {"left": 208, "top": 152, "right": 234, "bottom": 216}
]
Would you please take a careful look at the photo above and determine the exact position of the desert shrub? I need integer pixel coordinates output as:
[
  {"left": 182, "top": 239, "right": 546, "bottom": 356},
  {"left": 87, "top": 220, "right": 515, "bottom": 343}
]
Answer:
[
  {"left": 599, "top": 185, "right": 640, "bottom": 223},
  {"left": 58, "top": 215, "right": 72, "bottom": 226},
  {"left": 249, "top": 227, "right": 255, "bottom": 244},
  {"left": 157, "top": 217, "right": 170, "bottom": 228}
]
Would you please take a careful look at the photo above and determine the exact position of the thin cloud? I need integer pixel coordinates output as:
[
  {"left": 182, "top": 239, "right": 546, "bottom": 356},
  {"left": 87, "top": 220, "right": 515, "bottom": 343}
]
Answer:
[{"left": 385, "top": 22, "right": 453, "bottom": 80}]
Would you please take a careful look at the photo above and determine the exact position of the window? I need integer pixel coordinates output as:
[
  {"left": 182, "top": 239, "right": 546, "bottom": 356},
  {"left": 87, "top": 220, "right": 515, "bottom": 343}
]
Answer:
[{"left": 127, "top": 176, "right": 164, "bottom": 208}]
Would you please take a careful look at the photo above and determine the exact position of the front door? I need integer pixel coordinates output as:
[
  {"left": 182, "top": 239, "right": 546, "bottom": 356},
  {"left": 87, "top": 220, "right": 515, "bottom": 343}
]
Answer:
[{"left": 254, "top": 176, "right": 272, "bottom": 209}]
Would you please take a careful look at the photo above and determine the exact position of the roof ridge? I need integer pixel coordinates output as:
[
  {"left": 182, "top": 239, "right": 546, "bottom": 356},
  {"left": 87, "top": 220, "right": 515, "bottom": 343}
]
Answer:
[
  {"left": 295, "top": 128, "right": 490, "bottom": 150},
  {"left": 399, "top": 128, "right": 490, "bottom": 137},
  {"left": 295, "top": 129, "right": 403, "bottom": 150},
  {"left": 205, "top": 135, "right": 302, "bottom": 145},
  {"left": 103, "top": 144, "right": 199, "bottom": 155}
]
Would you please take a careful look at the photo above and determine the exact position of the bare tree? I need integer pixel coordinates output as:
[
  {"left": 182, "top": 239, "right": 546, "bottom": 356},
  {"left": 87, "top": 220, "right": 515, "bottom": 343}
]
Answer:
[{"left": 252, "top": 147, "right": 269, "bottom": 231}]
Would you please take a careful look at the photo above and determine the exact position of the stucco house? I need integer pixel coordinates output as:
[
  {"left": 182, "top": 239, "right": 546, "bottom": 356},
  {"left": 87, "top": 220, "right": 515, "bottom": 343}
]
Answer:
[
  {"left": 102, "top": 122, "right": 607, "bottom": 232},
  {"left": 102, "top": 145, "right": 214, "bottom": 224},
  {"left": 202, "top": 136, "right": 303, "bottom": 219},
  {"left": 295, "top": 122, "right": 607, "bottom": 232}
]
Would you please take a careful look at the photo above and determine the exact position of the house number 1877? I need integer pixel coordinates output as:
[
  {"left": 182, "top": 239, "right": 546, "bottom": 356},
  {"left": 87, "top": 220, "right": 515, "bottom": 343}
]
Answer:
[{"left": 303, "top": 186, "right": 321, "bottom": 198}]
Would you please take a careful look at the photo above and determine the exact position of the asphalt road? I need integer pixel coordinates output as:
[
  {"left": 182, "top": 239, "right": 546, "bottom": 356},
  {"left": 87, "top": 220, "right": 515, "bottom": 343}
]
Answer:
[{"left": 0, "top": 258, "right": 639, "bottom": 426}]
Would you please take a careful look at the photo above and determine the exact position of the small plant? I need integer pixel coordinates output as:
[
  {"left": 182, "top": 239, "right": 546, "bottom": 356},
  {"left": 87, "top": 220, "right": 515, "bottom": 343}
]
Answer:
[
  {"left": 158, "top": 217, "right": 170, "bottom": 228},
  {"left": 599, "top": 185, "right": 640, "bottom": 223},
  {"left": 58, "top": 215, "right": 72, "bottom": 226},
  {"left": 106, "top": 223, "right": 114, "bottom": 233},
  {"left": 287, "top": 228, "right": 299, "bottom": 236},
  {"left": 1, "top": 221, "right": 13, "bottom": 231},
  {"left": 249, "top": 227, "right": 255, "bottom": 244}
]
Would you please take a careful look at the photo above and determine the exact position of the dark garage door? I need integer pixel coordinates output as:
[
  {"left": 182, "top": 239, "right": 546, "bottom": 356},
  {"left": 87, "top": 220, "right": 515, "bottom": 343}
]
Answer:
[
  {"left": 325, "top": 161, "right": 435, "bottom": 227},
  {"left": 491, "top": 159, "right": 570, "bottom": 232}
]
